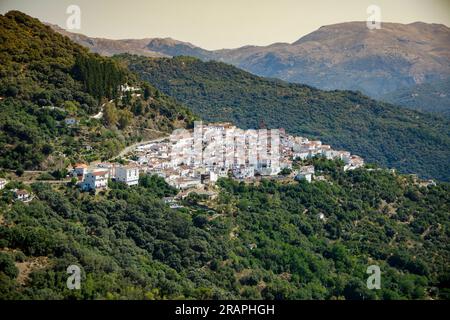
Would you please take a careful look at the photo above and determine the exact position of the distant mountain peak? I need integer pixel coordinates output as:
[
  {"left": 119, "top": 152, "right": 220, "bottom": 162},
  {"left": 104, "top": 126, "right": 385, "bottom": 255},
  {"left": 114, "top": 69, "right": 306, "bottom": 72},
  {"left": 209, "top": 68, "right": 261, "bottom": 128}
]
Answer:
[
  {"left": 147, "top": 37, "right": 197, "bottom": 48},
  {"left": 50, "top": 20, "right": 450, "bottom": 111}
]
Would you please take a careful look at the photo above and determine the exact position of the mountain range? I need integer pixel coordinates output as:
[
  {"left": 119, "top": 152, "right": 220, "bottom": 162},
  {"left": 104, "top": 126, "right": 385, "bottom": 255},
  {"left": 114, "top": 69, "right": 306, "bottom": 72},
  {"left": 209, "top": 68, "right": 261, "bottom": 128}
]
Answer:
[{"left": 50, "top": 21, "right": 450, "bottom": 115}]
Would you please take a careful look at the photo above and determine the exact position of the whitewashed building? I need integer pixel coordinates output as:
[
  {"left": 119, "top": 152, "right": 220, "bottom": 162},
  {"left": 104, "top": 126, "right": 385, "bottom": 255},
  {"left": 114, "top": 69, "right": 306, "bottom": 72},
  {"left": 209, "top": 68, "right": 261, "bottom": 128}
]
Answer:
[
  {"left": 295, "top": 165, "right": 315, "bottom": 183},
  {"left": 0, "top": 178, "right": 7, "bottom": 190},
  {"left": 65, "top": 118, "right": 78, "bottom": 126},
  {"left": 200, "top": 171, "right": 218, "bottom": 184},
  {"left": 169, "top": 177, "right": 202, "bottom": 190},
  {"left": 115, "top": 166, "right": 139, "bottom": 186},
  {"left": 293, "top": 152, "right": 310, "bottom": 160},
  {"left": 82, "top": 170, "right": 109, "bottom": 191},
  {"left": 14, "top": 189, "right": 31, "bottom": 202},
  {"left": 120, "top": 84, "right": 139, "bottom": 92},
  {"left": 295, "top": 172, "right": 313, "bottom": 183},
  {"left": 97, "top": 162, "right": 117, "bottom": 179},
  {"left": 344, "top": 155, "right": 364, "bottom": 171}
]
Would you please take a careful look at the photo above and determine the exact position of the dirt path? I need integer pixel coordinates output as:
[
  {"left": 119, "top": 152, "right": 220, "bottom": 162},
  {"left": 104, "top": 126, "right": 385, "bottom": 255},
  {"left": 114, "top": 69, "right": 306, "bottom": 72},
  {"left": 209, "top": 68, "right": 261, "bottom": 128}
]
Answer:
[
  {"left": 114, "top": 135, "right": 169, "bottom": 159},
  {"left": 90, "top": 99, "right": 113, "bottom": 120},
  {"left": 22, "top": 179, "right": 71, "bottom": 185}
]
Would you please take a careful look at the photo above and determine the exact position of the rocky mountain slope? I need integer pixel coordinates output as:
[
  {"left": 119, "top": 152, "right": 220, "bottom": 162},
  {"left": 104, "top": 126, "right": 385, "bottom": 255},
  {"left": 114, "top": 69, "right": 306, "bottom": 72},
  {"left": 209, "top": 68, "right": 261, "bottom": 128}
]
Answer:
[
  {"left": 47, "top": 24, "right": 166, "bottom": 58},
  {"left": 218, "top": 22, "right": 450, "bottom": 99},
  {"left": 51, "top": 21, "right": 450, "bottom": 114}
]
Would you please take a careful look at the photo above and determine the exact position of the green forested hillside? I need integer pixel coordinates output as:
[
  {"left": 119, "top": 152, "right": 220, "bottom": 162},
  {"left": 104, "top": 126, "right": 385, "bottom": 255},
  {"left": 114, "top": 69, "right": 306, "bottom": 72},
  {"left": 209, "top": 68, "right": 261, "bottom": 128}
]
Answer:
[
  {"left": 381, "top": 79, "right": 450, "bottom": 117},
  {"left": 0, "top": 11, "right": 194, "bottom": 171},
  {"left": 0, "top": 162, "right": 448, "bottom": 299},
  {"left": 120, "top": 55, "right": 450, "bottom": 181}
]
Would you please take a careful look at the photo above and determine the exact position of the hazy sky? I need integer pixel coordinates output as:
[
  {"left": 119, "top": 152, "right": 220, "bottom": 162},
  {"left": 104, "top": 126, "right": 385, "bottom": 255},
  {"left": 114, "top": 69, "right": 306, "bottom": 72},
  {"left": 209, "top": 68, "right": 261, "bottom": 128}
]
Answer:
[{"left": 1, "top": 0, "right": 449, "bottom": 50}]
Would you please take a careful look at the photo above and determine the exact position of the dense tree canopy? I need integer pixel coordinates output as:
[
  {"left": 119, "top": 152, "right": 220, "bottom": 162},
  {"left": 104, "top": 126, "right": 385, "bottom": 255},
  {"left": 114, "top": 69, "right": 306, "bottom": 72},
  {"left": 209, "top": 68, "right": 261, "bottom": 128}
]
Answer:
[
  {"left": 0, "top": 162, "right": 448, "bottom": 300},
  {"left": 72, "top": 55, "right": 125, "bottom": 101}
]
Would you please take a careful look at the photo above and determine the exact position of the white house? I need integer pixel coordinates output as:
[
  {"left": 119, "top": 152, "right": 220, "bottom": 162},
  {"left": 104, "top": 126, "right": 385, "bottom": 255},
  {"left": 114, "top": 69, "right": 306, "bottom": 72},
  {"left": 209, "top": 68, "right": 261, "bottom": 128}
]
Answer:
[
  {"left": 209, "top": 171, "right": 218, "bottom": 183},
  {"left": 82, "top": 170, "right": 109, "bottom": 191},
  {"left": 200, "top": 171, "right": 218, "bottom": 185},
  {"left": 0, "top": 178, "right": 7, "bottom": 190},
  {"left": 322, "top": 149, "right": 340, "bottom": 160},
  {"left": 120, "top": 84, "right": 139, "bottom": 92},
  {"left": 14, "top": 189, "right": 31, "bottom": 202},
  {"left": 338, "top": 151, "right": 351, "bottom": 162},
  {"left": 97, "top": 162, "right": 117, "bottom": 179},
  {"left": 169, "top": 177, "right": 202, "bottom": 190},
  {"left": 295, "top": 165, "right": 315, "bottom": 183},
  {"left": 115, "top": 165, "right": 139, "bottom": 186},
  {"left": 343, "top": 155, "right": 364, "bottom": 171},
  {"left": 65, "top": 118, "right": 78, "bottom": 126},
  {"left": 295, "top": 172, "right": 313, "bottom": 183},
  {"left": 178, "top": 165, "right": 191, "bottom": 177},
  {"left": 300, "top": 165, "right": 315, "bottom": 175},
  {"left": 293, "top": 151, "right": 310, "bottom": 160},
  {"left": 256, "top": 160, "right": 280, "bottom": 176},
  {"left": 137, "top": 155, "right": 148, "bottom": 165}
]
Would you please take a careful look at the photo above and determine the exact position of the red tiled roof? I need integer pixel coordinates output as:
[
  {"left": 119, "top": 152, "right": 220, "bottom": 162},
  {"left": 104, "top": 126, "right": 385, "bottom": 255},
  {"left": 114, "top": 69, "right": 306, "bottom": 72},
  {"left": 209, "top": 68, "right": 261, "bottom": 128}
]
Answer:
[{"left": 91, "top": 170, "right": 108, "bottom": 176}]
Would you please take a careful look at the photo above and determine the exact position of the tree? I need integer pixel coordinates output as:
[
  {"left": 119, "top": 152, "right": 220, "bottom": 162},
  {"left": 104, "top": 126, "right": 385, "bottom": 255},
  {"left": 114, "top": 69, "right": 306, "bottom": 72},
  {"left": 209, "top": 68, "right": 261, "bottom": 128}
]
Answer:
[
  {"left": 132, "top": 101, "right": 143, "bottom": 116},
  {"left": 63, "top": 101, "right": 78, "bottom": 115},
  {"left": 41, "top": 144, "right": 53, "bottom": 155},
  {"left": 279, "top": 168, "right": 292, "bottom": 176},
  {"left": 5, "top": 86, "right": 18, "bottom": 97},
  {"left": 103, "top": 103, "right": 118, "bottom": 127},
  {"left": 143, "top": 84, "right": 152, "bottom": 100},
  {"left": 15, "top": 168, "right": 24, "bottom": 177},
  {"left": 118, "top": 109, "right": 132, "bottom": 129},
  {"left": 0, "top": 253, "right": 19, "bottom": 279},
  {"left": 193, "top": 215, "right": 208, "bottom": 228}
]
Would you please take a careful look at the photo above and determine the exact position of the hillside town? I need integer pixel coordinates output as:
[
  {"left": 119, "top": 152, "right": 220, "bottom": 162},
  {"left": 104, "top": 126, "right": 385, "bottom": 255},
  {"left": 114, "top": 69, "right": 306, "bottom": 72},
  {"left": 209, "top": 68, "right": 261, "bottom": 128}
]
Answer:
[
  {"left": 139, "top": 122, "right": 363, "bottom": 188},
  {"left": 67, "top": 122, "right": 364, "bottom": 195}
]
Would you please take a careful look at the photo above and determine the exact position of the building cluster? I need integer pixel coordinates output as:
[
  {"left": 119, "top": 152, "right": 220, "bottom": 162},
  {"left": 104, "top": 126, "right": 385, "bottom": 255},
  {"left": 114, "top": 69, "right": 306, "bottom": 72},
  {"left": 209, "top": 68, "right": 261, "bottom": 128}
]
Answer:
[
  {"left": 281, "top": 133, "right": 365, "bottom": 171},
  {"left": 120, "top": 84, "right": 140, "bottom": 93},
  {"left": 72, "top": 162, "right": 139, "bottom": 191},
  {"left": 129, "top": 122, "right": 364, "bottom": 189}
]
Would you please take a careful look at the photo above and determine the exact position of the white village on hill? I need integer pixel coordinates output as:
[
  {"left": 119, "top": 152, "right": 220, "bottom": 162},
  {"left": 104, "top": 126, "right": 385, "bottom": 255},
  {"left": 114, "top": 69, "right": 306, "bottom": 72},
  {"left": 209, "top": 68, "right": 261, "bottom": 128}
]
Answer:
[{"left": 71, "top": 122, "right": 364, "bottom": 200}]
